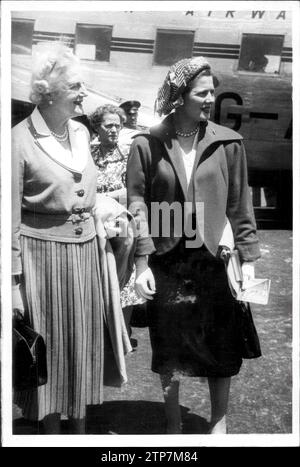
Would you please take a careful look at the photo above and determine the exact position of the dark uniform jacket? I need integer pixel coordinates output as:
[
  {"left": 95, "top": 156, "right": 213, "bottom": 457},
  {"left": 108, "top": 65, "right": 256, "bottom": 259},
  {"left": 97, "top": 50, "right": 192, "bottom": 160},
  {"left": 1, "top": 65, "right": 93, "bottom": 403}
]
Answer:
[{"left": 127, "top": 113, "right": 260, "bottom": 262}]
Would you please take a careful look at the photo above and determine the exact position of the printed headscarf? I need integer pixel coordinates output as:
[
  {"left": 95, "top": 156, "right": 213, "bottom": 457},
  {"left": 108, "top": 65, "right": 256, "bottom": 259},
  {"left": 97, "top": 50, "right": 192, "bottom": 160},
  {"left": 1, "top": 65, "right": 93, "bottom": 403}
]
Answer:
[{"left": 154, "top": 57, "right": 211, "bottom": 116}]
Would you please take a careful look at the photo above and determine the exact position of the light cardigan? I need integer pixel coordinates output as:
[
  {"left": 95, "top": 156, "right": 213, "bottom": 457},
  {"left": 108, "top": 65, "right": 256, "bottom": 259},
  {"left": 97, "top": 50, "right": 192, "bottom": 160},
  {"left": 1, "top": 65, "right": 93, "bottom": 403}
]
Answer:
[{"left": 12, "top": 107, "right": 98, "bottom": 274}]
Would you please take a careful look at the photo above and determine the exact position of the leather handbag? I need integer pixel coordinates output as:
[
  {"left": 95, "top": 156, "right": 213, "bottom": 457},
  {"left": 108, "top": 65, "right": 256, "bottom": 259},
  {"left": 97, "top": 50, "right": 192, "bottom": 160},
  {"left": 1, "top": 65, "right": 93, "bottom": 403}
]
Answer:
[
  {"left": 218, "top": 246, "right": 262, "bottom": 360},
  {"left": 237, "top": 301, "right": 262, "bottom": 359},
  {"left": 13, "top": 313, "right": 47, "bottom": 391}
]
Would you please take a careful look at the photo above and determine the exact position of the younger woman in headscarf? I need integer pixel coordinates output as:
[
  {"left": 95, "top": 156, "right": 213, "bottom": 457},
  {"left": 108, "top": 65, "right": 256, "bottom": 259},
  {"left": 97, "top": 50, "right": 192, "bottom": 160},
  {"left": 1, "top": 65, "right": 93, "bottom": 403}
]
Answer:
[{"left": 127, "top": 57, "right": 261, "bottom": 434}]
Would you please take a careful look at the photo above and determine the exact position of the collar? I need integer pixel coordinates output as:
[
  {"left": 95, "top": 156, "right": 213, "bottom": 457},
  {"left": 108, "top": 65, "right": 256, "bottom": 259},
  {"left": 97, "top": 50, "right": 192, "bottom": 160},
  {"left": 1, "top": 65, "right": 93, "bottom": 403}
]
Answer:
[
  {"left": 30, "top": 106, "right": 83, "bottom": 137},
  {"left": 146, "top": 113, "right": 243, "bottom": 201},
  {"left": 28, "top": 107, "right": 89, "bottom": 173},
  {"left": 30, "top": 107, "right": 51, "bottom": 136},
  {"left": 149, "top": 113, "right": 243, "bottom": 146}
]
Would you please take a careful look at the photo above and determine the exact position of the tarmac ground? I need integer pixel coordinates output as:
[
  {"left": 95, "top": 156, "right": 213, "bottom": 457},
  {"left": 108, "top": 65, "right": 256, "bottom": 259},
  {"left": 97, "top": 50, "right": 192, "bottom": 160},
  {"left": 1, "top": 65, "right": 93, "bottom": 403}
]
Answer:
[{"left": 12, "top": 230, "right": 293, "bottom": 436}]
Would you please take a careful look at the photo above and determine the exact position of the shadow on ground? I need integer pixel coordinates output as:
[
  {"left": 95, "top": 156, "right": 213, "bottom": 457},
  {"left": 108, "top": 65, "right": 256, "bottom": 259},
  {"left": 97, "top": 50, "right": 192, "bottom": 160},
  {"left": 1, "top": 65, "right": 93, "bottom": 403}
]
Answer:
[
  {"left": 13, "top": 400, "right": 209, "bottom": 435},
  {"left": 12, "top": 231, "right": 292, "bottom": 436}
]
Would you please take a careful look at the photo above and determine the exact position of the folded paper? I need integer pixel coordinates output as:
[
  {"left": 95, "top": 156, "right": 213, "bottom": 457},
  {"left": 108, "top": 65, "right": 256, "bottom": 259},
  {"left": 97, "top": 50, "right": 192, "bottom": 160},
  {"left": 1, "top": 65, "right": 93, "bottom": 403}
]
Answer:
[{"left": 226, "top": 249, "right": 271, "bottom": 305}]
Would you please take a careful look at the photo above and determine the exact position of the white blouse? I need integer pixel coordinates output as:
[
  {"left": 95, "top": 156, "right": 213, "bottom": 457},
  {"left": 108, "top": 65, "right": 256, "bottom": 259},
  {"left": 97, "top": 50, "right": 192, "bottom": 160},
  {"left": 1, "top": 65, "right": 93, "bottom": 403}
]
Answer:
[{"left": 174, "top": 132, "right": 199, "bottom": 185}]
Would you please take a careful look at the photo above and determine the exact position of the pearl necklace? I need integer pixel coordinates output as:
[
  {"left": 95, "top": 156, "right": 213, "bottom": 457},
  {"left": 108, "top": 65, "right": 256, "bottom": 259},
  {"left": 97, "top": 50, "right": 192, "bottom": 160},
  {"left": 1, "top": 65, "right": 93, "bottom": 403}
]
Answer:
[
  {"left": 51, "top": 126, "right": 69, "bottom": 142},
  {"left": 175, "top": 126, "right": 199, "bottom": 137}
]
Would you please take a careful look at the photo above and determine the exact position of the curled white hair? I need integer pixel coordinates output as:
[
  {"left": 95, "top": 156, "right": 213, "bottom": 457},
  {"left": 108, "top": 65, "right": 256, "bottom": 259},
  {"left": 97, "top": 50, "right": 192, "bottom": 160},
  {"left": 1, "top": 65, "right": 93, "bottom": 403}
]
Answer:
[{"left": 29, "top": 41, "right": 80, "bottom": 105}]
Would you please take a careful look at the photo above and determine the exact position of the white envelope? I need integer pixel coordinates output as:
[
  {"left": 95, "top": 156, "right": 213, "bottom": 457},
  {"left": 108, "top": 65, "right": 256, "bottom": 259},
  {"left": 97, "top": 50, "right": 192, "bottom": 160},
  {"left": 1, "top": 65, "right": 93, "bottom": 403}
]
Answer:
[
  {"left": 236, "top": 278, "right": 271, "bottom": 305},
  {"left": 226, "top": 250, "right": 271, "bottom": 305},
  {"left": 220, "top": 219, "right": 271, "bottom": 305}
]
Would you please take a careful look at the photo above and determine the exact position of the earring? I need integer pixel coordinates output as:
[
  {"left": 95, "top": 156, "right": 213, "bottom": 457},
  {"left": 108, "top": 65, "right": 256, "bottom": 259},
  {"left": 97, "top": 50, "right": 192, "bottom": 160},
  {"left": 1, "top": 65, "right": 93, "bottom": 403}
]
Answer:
[
  {"left": 173, "top": 96, "right": 184, "bottom": 110},
  {"left": 49, "top": 100, "right": 53, "bottom": 105}
]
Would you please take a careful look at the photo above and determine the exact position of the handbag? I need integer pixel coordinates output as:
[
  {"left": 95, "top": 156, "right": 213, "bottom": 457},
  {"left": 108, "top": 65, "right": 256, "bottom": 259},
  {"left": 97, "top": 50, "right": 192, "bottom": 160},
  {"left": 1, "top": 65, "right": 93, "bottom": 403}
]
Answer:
[
  {"left": 13, "top": 313, "right": 47, "bottom": 391},
  {"left": 236, "top": 301, "right": 262, "bottom": 359},
  {"left": 218, "top": 246, "right": 262, "bottom": 360}
]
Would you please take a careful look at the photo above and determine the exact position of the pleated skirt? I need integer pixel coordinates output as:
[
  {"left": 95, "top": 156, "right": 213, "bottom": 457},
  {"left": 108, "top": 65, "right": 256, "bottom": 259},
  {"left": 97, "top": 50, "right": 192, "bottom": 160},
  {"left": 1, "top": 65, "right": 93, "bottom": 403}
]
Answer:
[
  {"left": 148, "top": 242, "right": 244, "bottom": 378},
  {"left": 15, "top": 235, "right": 104, "bottom": 421}
]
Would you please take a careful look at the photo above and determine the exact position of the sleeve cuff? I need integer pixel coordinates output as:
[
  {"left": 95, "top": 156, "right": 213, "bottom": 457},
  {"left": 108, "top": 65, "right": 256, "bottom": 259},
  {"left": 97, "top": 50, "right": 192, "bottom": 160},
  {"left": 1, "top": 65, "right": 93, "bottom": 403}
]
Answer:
[
  {"left": 236, "top": 241, "right": 261, "bottom": 262},
  {"left": 134, "top": 237, "right": 156, "bottom": 256}
]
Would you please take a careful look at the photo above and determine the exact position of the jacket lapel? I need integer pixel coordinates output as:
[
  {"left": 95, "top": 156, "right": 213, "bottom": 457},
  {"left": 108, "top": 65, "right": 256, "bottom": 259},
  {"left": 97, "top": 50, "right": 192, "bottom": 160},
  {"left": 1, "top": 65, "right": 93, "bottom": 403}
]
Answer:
[
  {"left": 163, "top": 139, "right": 188, "bottom": 199},
  {"left": 151, "top": 115, "right": 188, "bottom": 200},
  {"left": 193, "top": 122, "right": 217, "bottom": 170},
  {"left": 194, "top": 121, "right": 244, "bottom": 170}
]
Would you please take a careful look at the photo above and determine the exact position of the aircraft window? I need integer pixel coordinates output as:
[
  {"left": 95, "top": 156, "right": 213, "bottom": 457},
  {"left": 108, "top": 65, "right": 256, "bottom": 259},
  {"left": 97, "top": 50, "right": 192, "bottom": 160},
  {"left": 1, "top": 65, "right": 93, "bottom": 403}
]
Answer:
[
  {"left": 75, "top": 24, "right": 112, "bottom": 61},
  {"left": 154, "top": 29, "right": 194, "bottom": 66},
  {"left": 251, "top": 187, "right": 277, "bottom": 209},
  {"left": 238, "top": 34, "right": 284, "bottom": 74},
  {"left": 12, "top": 19, "right": 34, "bottom": 55},
  {"left": 250, "top": 184, "right": 292, "bottom": 229}
]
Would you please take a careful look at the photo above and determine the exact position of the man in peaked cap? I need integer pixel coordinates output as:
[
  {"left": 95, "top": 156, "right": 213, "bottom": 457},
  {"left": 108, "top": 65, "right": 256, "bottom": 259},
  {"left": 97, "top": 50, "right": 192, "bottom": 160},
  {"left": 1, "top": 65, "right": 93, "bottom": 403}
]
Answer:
[
  {"left": 119, "top": 100, "right": 141, "bottom": 130},
  {"left": 118, "top": 100, "right": 142, "bottom": 154}
]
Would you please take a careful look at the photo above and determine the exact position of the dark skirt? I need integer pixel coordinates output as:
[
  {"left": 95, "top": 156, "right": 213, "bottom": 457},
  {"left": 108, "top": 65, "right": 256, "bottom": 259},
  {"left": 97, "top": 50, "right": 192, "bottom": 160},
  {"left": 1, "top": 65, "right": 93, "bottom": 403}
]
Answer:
[{"left": 148, "top": 242, "right": 247, "bottom": 377}]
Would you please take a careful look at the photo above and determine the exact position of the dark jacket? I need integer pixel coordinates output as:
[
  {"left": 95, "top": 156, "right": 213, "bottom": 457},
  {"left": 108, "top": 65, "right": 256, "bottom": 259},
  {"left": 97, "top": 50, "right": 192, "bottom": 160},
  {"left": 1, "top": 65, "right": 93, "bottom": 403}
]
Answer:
[{"left": 127, "top": 113, "right": 260, "bottom": 262}]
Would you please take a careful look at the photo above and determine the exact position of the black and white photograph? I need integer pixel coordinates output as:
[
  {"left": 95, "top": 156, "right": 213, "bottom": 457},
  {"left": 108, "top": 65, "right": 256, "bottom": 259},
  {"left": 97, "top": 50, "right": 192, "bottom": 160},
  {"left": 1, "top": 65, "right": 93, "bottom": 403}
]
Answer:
[{"left": 1, "top": 0, "right": 299, "bottom": 449}]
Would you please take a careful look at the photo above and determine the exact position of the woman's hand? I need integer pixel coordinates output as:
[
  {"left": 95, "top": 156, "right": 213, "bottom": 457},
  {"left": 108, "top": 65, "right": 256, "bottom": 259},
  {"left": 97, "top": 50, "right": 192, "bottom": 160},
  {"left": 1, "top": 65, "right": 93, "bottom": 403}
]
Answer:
[
  {"left": 104, "top": 213, "right": 128, "bottom": 239},
  {"left": 108, "top": 188, "right": 127, "bottom": 205},
  {"left": 134, "top": 256, "right": 156, "bottom": 301},
  {"left": 241, "top": 261, "right": 255, "bottom": 289},
  {"left": 135, "top": 268, "right": 156, "bottom": 301}
]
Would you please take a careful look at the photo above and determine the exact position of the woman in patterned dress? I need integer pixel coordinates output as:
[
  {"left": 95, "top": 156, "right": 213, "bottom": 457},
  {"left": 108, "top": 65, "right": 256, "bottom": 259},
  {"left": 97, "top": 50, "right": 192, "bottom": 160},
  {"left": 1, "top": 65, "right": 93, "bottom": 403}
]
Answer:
[{"left": 89, "top": 105, "right": 143, "bottom": 343}]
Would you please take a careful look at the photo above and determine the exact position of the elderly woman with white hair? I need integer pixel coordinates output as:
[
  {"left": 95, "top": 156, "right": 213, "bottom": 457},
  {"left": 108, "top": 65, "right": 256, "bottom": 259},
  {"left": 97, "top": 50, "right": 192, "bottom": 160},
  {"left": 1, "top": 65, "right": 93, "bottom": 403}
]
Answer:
[{"left": 12, "top": 42, "right": 132, "bottom": 434}]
